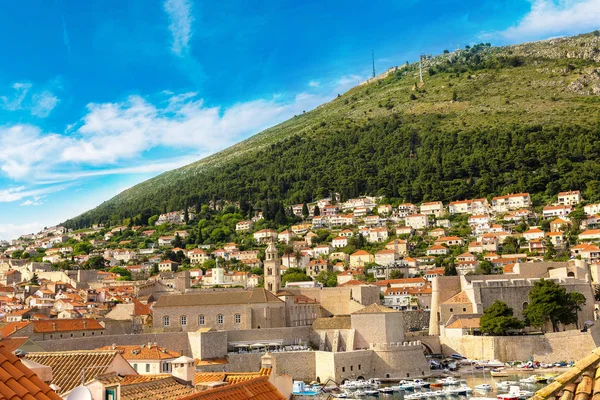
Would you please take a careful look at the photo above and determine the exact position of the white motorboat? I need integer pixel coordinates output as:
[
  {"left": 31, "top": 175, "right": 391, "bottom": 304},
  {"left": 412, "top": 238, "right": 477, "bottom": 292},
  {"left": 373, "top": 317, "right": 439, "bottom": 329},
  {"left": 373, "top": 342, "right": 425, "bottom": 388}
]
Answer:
[
  {"left": 475, "top": 384, "right": 493, "bottom": 392},
  {"left": 519, "top": 376, "right": 536, "bottom": 384},
  {"left": 364, "top": 389, "right": 379, "bottom": 396},
  {"left": 378, "top": 387, "right": 394, "bottom": 394}
]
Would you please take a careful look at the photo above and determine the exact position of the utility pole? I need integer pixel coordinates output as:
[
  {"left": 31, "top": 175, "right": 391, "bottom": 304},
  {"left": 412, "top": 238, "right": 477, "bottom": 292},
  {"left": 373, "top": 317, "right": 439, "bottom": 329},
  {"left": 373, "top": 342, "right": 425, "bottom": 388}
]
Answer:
[
  {"left": 419, "top": 54, "right": 424, "bottom": 83},
  {"left": 372, "top": 49, "right": 376, "bottom": 78}
]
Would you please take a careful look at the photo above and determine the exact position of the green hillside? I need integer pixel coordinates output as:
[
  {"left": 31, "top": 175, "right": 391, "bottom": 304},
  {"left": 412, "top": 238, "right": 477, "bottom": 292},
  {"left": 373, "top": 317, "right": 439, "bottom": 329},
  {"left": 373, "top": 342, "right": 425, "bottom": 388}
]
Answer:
[{"left": 64, "top": 32, "right": 600, "bottom": 229}]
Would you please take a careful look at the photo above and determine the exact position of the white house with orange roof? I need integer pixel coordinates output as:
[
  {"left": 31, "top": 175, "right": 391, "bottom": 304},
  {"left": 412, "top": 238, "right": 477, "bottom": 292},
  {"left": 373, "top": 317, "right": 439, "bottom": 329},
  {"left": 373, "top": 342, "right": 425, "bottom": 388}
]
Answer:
[
  {"left": 253, "top": 229, "right": 278, "bottom": 244},
  {"left": 188, "top": 248, "right": 210, "bottom": 265},
  {"left": 503, "top": 209, "right": 531, "bottom": 221},
  {"left": 397, "top": 203, "right": 418, "bottom": 217},
  {"left": 368, "top": 227, "right": 388, "bottom": 243},
  {"left": 481, "top": 233, "right": 498, "bottom": 252},
  {"left": 543, "top": 205, "right": 573, "bottom": 219},
  {"left": 523, "top": 228, "right": 545, "bottom": 241},
  {"left": 435, "top": 236, "right": 463, "bottom": 246},
  {"left": 405, "top": 214, "right": 429, "bottom": 230},
  {"left": 457, "top": 252, "right": 477, "bottom": 262},
  {"left": 449, "top": 200, "right": 472, "bottom": 214},
  {"left": 339, "top": 229, "right": 354, "bottom": 237},
  {"left": 426, "top": 244, "right": 448, "bottom": 256},
  {"left": 428, "top": 228, "right": 445, "bottom": 238},
  {"left": 364, "top": 215, "right": 380, "bottom": 226},
  {"left": 585, "top": 203, "right": 600, "bottom": 216},
  {"left": 420, "top": 201, "right": 444, "bottom": 217},
  {"left": 313, "top": 244, "right": 331, "bottom": 257},
  {"left": 375, "top": 249, "right": 398, "bottom": 266},
  {"left": 468, "top": 214, "right": 491, "bottom": 226},
  {"left": 331, "top": 236, "right": 348, "bottom": 248},
  {"left": 468, "top": 241, "right": 483, "bottom": 253},
  {"left": 491, "top": 193, "right": 531, "bottom": 213},
  {"left": 394, "top": 226, "right": 413, "bottom": 236},
  {"left": 471, "top": 198, "right": 490, "bottom": 215},
  {"left": 378, "top": 204, "right": 393, "bottom": 215},
  {"left": 557, "top": 190, "right": 582, "bottom": 206},
  {"left": 278, "top": 230, "right": 293, "bottom": 244},
  {"left": 579, "top": 229, "right": 600, "bottom": 241},
  {"left": 571, "top": 244, "right": 600, "bottom": 260},
  {"left": 385, "top": 239, "right": 408, "bottom": 255},
  {"left": 546, "top": 231, "right": 565, "bottom": 248}
]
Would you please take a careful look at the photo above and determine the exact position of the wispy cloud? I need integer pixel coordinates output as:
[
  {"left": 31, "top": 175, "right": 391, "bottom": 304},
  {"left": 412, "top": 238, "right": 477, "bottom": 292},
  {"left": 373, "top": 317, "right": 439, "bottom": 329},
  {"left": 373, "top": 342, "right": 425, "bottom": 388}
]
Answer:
[
  {"left": 31, "top": 91, "right": 60, "bottom": 117},
  {"left": 0, "top": 82, "right": 59, "bottom": 117},
  {"left": 1, "top": 82, "right": 32, "bottom": 111},
  {"left": 483, "top": 0, "right": 600, "bottom": 42},
  {"left": 309, "top": 80, "right": 320, "bottom": 87},
  {"left": 164, "top": 0, "right": 194, "bottom": 56},
  {"left": 0, "top": 185, "right": 66, "bottom": 203},
  {"left": 61, "top": 14, "right": 71, "bottom": 54},
  {"left": 20, "top": 196, "right": 45, "bottom": 206}
]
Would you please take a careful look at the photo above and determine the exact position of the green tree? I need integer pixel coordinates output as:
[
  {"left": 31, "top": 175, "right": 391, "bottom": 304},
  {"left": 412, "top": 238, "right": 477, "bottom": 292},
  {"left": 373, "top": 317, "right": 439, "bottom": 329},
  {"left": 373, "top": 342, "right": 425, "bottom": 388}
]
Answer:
[
  {"left": 524, "top": 279, "right": 584, "bottom": 332},
  {"left": 475, "top": 260, "right": 494, "bottom": 275},
  {"left": 443, "top": 259, "right": 457, "bottom": 276},
  {"left": 302, "top": 203, "right": 309, "bottom": 218},
  {"left": 315, "top": 270, "right": 338, "bottom": 287},
  {"left": 389, "top": 270, "right": 404, "bottom": 279},
  {"left": 281, "top": 268, "right": 312, "bottom": 286},
  {"left": 73, "top": 242, "right": 92, "bottom": 255},
  {"left": 480, "top": 301, "right": 524, "bottom": 335},
  {"left": 313, "top": 205, "right": 320, "bottom": 216},
  {"left": 148, "top": 215, "right": 159, "bottom": 226},
  {"left": 109, "top": 266, "right": 132, "bottom": 280},
  {"left": 84, "top": 255, "right": 109, "bottom": 270},
  {"left": 30, "top": 273, "right": 40, "bottom": 286}
]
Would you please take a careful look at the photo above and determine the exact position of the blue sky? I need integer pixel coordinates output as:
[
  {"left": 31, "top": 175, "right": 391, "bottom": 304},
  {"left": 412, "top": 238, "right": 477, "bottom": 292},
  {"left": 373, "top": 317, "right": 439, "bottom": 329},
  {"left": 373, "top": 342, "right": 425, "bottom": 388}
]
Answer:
[{"left": 1, "top": 0, "right": 599, "bottom": 240}]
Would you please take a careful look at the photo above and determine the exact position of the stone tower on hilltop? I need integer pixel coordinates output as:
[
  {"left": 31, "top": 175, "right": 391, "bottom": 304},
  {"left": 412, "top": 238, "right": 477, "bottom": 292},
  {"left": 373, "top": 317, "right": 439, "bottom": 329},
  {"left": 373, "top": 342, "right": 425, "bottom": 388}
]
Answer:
[{"left": 264, "top": 240, "right": 281, "bottom": 294}]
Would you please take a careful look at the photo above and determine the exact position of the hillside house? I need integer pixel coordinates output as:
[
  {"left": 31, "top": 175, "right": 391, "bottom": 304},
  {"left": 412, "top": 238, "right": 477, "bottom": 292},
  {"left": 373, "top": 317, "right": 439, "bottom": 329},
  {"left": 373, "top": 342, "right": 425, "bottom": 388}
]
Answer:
[
  {"left": 543, "top": 205, "right": 573, "bottom": 219},
  {"left": 491, "top": 193, "right": 531, "bottom": 213},
  {"left": 235, "top": 220, "right": 253, "bottom": 232},
  {"left": 405, "top": 214, "right": 429, "bottom": 230},
  {"left": 254, "top": 229, "right": 278, "bottom": 244},
  {"left": 420, "top": 201, "right": 444, "bottom": 217},
  {"left": 449, "top": 200, "right": 472, "bottom": 214},
  {"left": 557, "top": 190, "right": 581, "bottom": 206}
]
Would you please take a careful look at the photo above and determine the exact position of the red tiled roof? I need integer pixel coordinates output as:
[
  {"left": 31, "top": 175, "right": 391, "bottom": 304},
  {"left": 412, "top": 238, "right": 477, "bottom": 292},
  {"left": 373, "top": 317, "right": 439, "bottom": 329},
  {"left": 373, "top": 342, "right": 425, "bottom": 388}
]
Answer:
[
  {"left": 181, "top": 376, "right": 285, "bottom": 400},
  {"left": 0, "top": 343, "right": 62, "bottom": 400}
]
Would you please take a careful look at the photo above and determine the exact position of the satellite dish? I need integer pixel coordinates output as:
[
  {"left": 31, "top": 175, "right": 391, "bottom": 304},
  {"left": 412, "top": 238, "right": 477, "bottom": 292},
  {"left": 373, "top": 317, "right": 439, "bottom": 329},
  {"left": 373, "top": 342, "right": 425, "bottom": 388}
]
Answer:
[{"left": 67, "top": 386, "right": 92, "bottom": 400}]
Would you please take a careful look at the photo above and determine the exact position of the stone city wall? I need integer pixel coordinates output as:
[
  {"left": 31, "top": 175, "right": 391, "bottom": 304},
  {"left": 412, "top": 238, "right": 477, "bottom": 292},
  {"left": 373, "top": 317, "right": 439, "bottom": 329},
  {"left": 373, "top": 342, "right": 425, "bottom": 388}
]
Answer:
[
  {"left": 440, "top": 329, "right": 600, "bottom": 362},
  {"left": 227, "top": 351, "right": 317, "bottom": 381},
  {"left": 38, "top": 332, "right": 192, "bottom": 356}
]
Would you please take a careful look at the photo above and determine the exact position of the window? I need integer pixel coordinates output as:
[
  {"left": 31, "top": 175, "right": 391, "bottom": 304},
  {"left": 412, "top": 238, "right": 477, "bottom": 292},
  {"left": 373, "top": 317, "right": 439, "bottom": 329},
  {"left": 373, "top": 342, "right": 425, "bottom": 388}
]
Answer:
[
  {"left": 463, "top": 308, "right": 466, "bottom": 312},
  {"left": 180, "top": 315, "right": 187, "bottom": 326},
  {"left": 146, "top": 364, "right": 150, "bottom": 373},
  {"left": 217, "top": 314, "right": 224, "bottom": 324},
  {"left": 342, "top": 367, "right": 345, "bottom": 372},
  {"left": 358, "top": 364, "right": 361, "bottom": 370},
  {"left": 351, "top": 366, "right": 353, "bottom": 371},
  {"left": 198, "top": 315, "right": 205, "bottom": 325},
  {"left": 92, "top": 332, "right": 95, "bottom": 336},
  {"left": 133, "top": 364, "right": 137, "bottom": 371},
  {"left": 162, "top": 362, "right": 169, "bottom": 372},
  {"left": 449, "top": 308, "right": 453, "bottom": 312},
  {"left": 235, "top": 314, "right": 241, "bottom": 324},
  {"left": 163, "top": 316, "right": 170, "bottom": 327}
]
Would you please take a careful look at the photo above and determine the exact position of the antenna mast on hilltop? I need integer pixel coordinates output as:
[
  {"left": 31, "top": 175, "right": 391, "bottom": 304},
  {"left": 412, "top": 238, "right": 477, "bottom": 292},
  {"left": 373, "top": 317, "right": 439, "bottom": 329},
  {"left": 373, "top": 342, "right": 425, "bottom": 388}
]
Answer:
[
  {"left": 419, "top": 54, "right": 424, "bottom": 83},
  {"left": 372, "top": 49, "right": 376, "bottom": 78}
]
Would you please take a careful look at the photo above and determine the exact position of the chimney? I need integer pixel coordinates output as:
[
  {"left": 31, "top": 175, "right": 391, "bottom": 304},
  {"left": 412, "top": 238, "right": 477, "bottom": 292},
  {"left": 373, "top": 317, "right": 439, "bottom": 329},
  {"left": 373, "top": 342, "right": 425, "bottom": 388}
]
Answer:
[
  {"left": 112, "top": 343, "right": 116, "bottom": 350},
  {"left": 261, "top": 352, "right": 277, "bottom": 376},
  {"left": 52, "top": 322, "right": 56, "bottom": 331},
  {"left": 148, "top": 342, "right": 152, "bottom": 349},
  {"left": 170, "top": 356, "right": 195, "bottom": 386}
]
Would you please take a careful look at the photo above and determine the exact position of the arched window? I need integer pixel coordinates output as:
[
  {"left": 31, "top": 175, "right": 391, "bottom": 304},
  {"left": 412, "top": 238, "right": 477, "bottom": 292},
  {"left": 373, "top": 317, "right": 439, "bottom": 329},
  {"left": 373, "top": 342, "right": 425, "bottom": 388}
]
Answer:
[
  {"left": 523, "top": 302, "right": 529, "bottom": 311},
  {"left": 198, "top": 315, "right": 205, "bottom": 325},
  {"left": 163, "top": 316, "right": 170, "bottom": 327},
  {"left": 217, "top": 314, "right": 224, "bottom": 324}
]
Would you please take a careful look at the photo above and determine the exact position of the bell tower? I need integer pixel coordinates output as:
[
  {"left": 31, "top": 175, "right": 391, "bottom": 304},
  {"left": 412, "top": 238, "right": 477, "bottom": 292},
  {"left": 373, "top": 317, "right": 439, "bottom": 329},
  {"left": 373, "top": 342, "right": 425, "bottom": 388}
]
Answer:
[{"left": 263, "top": 240, "right": 281, "bottom": 294}]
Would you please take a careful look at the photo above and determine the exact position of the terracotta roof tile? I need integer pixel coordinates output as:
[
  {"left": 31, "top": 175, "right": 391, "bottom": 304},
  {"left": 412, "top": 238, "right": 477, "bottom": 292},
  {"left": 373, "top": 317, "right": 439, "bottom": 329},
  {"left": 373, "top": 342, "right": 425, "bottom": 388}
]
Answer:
[
  {"left": 181, "top": 376, "right": 285, "bottom": 400},
  {"left": 120, "top": 376, "right": 195, "bottom": 400},
  {"left": 96, "top": 344, "right": 180, "bottom": 360},
  {"left": 0, "top": 343, "right": 61, "bottom": 400},
  {"left": 24, "top": 350, "right": 124, "bottom": 395}
]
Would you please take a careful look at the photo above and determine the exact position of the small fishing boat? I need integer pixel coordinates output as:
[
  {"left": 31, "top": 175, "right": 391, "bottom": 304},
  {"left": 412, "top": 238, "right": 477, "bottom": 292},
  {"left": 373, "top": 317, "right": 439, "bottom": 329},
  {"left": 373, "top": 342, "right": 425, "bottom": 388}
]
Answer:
[
  {"left": 378, "top": 387, "right": 394, "bottom": 394},
  {"left": 519, "top": 376, "right": 536, "bottom": 384},
  {"left": 490, "top": 369, "right": 509, "bottom": 377}
]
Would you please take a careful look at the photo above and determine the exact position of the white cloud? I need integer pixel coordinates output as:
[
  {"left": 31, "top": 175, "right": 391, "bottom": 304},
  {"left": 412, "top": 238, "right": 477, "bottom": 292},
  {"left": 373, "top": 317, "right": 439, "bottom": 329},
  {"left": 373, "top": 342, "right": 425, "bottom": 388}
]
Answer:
[
  {"left": 0, "top": 185, "right": 65, "bottom": 203},
  {"left": 0, "top": 72, "right": 362, "bottom": 190},
  {"left": 0, "top": 82, "right": 59, "bottom": 117},
  {"left": 20, "top": 197, "right": 44, "bottom": 206},
  {"left": 31, "top": 91, "right": 60, "bottom": 117},
  {"left": 485, "top": 0, "right": 600, "bottom": 42},
  {"left": 0, "top": 222, "right": 45, "bottom": 241},
  {"left": 164, "top": 0, "right": 194, "bottom": 56},
  {"left": 309, "top": 80, "right": 320, "bottom": 87},
  {"left": 1, "top": 82, "right": 32, "bottom": 111}
]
